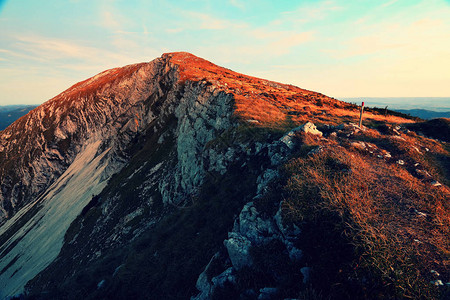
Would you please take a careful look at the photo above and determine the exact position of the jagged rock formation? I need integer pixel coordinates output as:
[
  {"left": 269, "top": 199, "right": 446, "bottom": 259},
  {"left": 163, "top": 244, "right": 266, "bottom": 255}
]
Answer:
[{"left": 0, "top": 52, "right": 448, "bottom": 300}]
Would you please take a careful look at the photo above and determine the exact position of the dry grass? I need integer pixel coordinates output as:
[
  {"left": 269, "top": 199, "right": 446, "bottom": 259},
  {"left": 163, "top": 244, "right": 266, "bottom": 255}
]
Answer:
[
  {"left": 282, "top": 136, "right": 449, "bottom": 299},
  {"left": 164, "top": 52, "right": 415, "bottom": 128}
]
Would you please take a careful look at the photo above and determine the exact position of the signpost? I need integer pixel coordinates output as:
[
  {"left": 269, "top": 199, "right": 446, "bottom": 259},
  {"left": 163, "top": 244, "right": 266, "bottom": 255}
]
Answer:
[{"left": 359, "top": 101, "right": 365, "bottom": 128}]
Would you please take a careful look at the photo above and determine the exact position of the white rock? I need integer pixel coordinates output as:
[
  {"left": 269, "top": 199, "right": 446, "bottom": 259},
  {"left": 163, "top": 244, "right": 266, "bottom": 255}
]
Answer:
[
  {"left": 280, "top": 122, "right": 322, "bottom": 149},
  {"left": 351, "top": 141, "right": 366, "bottom": 150},
  {"left": 431, "top": 270, "right": 440, "bottom": 276},
  {"left": 223, "top": 232, "right": 253, "bottom": 270},
  {"left": 430, "top": 279, "right": 443, "bottom": 286}
]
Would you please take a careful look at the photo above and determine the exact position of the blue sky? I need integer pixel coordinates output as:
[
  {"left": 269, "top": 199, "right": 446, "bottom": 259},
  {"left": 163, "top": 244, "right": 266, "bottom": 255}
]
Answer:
[{"left": 0, "top": 0, "right": 449, "bottom": 105}]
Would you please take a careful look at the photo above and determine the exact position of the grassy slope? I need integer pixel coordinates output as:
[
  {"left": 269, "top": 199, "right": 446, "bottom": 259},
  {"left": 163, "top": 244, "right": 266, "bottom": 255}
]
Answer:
[
  {"left": 277, "top": 126, "right": 450, "bottom": 299},
  {"left": 23, "top": 53, "right": 450, "bottom": 299}
]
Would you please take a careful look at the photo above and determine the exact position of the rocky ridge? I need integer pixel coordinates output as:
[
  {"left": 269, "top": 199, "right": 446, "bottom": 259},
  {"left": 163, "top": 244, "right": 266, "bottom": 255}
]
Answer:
[{"left": 0, "top": 52, "right": 448, "bottom": 299}]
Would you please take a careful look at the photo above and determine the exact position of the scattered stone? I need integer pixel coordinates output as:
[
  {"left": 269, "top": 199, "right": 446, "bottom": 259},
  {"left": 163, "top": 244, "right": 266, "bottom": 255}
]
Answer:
[
  {"left": 307, "top": 146, "right": 324, "bottom": 156},
  {"left": 280, "top": 122, "right": 323, "bottom": 149},
  {"left": 431, "top": 181, "right": 442, "bottom": 187},
  {"left": 430, "top": 279, "right": 444, "bottom": 286},
  {"left": 97, "top": 279, "right": 106, "bottom": 289},
  {"left": 258, "top": 287, "right": 278, "bottom": 300},
  {"left": 246, "top": 119, "right": 259, "bottom": 124},
  {"left": 415, "top": 210, "right": 427, "bottom": 217},
  {"left": 223, "top": 232, "right": 253, "bottom": 270},
  {"left": 397, "top": 160, "right": 405, "bottom": 165},
  {"left": 416, "top": 169, "right": 431, "bottom": 178},
  {"left": 236, "top": 202, "right": 278, "bottom": 244},
  {"left": 301, "top": 267, "right": 311, "bottom": 284},
  {"left": 256, "top": 169, "right": 278, "bottom": 195},
  {"left": 286, "top": 242, "right": 303, "bottom": 262},
  {"left": 195, "top": 253, "right": 218, "bottom": 296},
  {"left": 300, "top": 122, "right": 323, "bottom": 136},
  {"left": 274, "top": 205, "right": 300, "bottom": 237},
  {"left": 391, "top": 135, "right": 406, "bottom": 141},
  {"left": 280, "top": 135, "right": 296, "bottom": 150},
  {"left": 211, "top": 267, "right": 236, "bottom": 287},
  {"left": 431, "top": 270, "right": 440, "bottom": 277},
  {"left": 351, "top": 141, "right": 366, "bottom": 151},
  {"left": 113, "top": 264, "right": 124, "bottom": 277}
]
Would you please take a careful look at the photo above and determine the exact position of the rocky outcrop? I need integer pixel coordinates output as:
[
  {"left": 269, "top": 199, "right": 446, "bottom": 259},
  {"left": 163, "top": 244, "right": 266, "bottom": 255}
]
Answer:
[
  {"left": 193, "top": 202, "right": 305, "bottom": 299},
  {"left": 3, "top": 51, "right": 439, "bottom": 300},
  {"left": 162, "top": 83, "right": 235, "bottom": 205},
  {"left": 280, "top": 121, "right": 323, "bottom": 149},
  {"left": 193, "top": 137, "right": 306, "bottom": 300},
  {"left": 0, "top": 53, "right": 242, "bottom": 297},
  {"left": 0, "top": 59, "right": 174, "bottom": 222}
]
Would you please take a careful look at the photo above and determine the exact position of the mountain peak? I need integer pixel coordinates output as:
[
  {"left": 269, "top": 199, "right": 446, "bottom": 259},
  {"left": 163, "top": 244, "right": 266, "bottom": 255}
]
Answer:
[
  {"left": 0, "top": 52, "right": 448, "bottom": 300},
  {"left": 163, "top": 52, "right": 414, "bottom": 126}
]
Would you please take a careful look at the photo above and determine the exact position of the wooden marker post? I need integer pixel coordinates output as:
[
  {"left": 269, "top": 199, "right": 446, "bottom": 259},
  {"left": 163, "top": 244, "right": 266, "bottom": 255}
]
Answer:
[
  {"left": 359, "top": 101, "right": 365, "bottom": 128},
  {"left": 384, "top": 105, "right": 388, "bottom": 118}
]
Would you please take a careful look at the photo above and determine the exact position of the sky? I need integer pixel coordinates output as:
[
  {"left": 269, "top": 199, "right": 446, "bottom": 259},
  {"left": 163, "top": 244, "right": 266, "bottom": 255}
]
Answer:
[{"left": 0, "top": 0, "right": 449, "bottom": 106}]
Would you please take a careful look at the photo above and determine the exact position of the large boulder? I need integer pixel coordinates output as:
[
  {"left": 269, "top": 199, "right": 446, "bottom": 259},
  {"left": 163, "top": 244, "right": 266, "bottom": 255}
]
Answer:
[
  {"left": 280, "top": 121, "right": 322, "bottom": 149},
  {"left": 223, "top": 232, "right": 253, "bottom": 270}
]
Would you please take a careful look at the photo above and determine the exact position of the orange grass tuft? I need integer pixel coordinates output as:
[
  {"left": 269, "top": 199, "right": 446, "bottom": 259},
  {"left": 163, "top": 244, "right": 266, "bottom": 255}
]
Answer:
[{"left": 282, "top": 139, "right": 449, "bottom": 299}]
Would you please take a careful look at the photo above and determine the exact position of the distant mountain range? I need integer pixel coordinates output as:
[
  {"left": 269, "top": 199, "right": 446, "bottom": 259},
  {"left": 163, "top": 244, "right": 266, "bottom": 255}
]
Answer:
[
  {"left": 342, "top": 97, "right": 450, "bottom": 120},
  {"left": 394, "top": 109, "right": 449, "bottom": 120},
  {"left": 343, "top": 97, "right": 450, "bottom": 112},
  {"left": 0, "top": 105, "right": 38, "bottom": 130}
]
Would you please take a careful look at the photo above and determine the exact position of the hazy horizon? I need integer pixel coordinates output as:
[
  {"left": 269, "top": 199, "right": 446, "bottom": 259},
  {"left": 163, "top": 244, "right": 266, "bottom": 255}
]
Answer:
[
  {"left": 2, "top": 97, "right": 449, "bottom": 113},
  {"left": 343, "top": 97, "right": 450, "bottom": 112},
  {"left": 1, "top": 0, "right": 450, "bottom": 106}
]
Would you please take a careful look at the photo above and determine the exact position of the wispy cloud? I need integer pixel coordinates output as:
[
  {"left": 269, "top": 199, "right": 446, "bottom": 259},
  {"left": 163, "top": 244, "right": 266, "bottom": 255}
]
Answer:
[
  {"left": 100, "top": 10, "right": 122, "bottom": 30},
  {"left": 7, "top": 35, "right": 154, "bottom": 72},
  {"left": 166, "top": 28, "right": 184, "bottom": 34},
  {"left": 186, "top": 11, "right": 247, "bottom": 30},
  {"left": 381, "top": 0, "right": 399, "bottom": 8},
  {"left": 229, "top": 0, "right": 245, "bottom": 10},
  {"left": 268, "top": 32, "right": 314, "bottom": 55},
  {"left": 276, "top": 0, "right": 343, "bottom": 25},
  {"left": 15, "top": 36, "right": 94, "bottom": 60}
]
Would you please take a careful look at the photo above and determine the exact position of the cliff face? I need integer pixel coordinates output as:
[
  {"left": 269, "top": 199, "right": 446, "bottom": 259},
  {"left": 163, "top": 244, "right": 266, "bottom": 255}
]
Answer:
[
  {"left": 0, "top": 53, "right": 448, "bottom": 299},
  {"left": 0, "top": 53, "right": 245, "bottom": 297},
  {"left": 0, "top": 59, "right": 165, "bottom": 221}
]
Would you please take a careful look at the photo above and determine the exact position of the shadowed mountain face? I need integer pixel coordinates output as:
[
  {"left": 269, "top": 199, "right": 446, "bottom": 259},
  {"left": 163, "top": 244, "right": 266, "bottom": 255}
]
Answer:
[
  {"left": 395, "top": 109, "right": 450, "bottom": 120},
  {"left": 0, "top": 53, "right": 448, "bottom": 299},
  {"left": 0, "top": 105, "right": 38, "bottom": 130}
]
